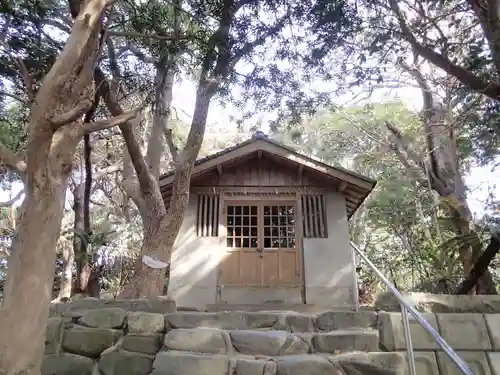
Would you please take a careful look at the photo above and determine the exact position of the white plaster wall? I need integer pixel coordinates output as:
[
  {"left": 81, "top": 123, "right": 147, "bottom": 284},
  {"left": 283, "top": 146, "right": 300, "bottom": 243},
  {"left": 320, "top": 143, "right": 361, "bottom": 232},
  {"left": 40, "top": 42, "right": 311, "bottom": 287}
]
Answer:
[
  {"left": 166, "top": 196, "right": 223, "bottom": 309},
  {"left": 303, "top": 191, "right": 358, "bottom": 310}
]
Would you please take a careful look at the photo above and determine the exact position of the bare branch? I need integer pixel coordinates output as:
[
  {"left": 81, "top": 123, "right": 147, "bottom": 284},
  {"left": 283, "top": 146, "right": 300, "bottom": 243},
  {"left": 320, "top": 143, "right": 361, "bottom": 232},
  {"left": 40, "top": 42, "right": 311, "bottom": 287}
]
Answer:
[
  {"left": 13, "top": 58, "right": 35, "bottom": 101},
  {"left": 163, "top": 128, "right": 178, "bottom": 161},
  {"left": 94, "top": 68, "right": 157, "bottom": 197},
  {"left": 0, "top": 91, "right": 29, "bottom": 105},
  {"left": 84, "top": 107, "right": 143, "bottom": 134},
  {"left": 52, "top": 99, "right": 93, "bottom": 128},
  {"left": 0, "top": 143, "right": 27, "bottom": 173},
  {"left": 388, "top": 0, "right": 500, "bottom": 100},
  {"left": 93, "top": 163, "right": 122, "bottom": 180},
  {"left": 126, "top": 43, "right": 156, "bottom": 64},
  {"left": 109, "top": 31, "right": 186, "bottom": 40},
  {"left": 0, "top": 190, "right": 24, "bottom": 208},
  {"left": 399, "top": 61, "right": 433, "bottom": 122},
  {"left": 385, "top": 121, "right": 427, "bottom": 170}
]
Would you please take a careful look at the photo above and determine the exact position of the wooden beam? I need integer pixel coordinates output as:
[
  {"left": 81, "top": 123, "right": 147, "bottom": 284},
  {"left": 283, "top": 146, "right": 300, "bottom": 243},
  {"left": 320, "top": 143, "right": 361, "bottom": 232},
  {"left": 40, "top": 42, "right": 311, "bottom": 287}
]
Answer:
[
  {"left": 338, "top": 181, "right": 347, "bottom": 193},
  {"left": 191, "top": 186, "right": 327, "bottom": 194},
  {"left": 297, "top": 164, "right": 304, "bottom": 184},
  {"left": 158, "top": 139, "right": 375, "bottom": 192}
]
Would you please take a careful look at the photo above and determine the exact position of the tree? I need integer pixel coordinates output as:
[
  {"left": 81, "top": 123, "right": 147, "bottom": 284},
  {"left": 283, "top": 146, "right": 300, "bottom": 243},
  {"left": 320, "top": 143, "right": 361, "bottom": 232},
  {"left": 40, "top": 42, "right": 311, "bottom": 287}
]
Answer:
[
  {"left": 0, "top": 1, "right": 140, "bottom": 373},
  {"left": 384, "top": 57, "right": 497, "bottom": 293},
  {"left": 272, "top": 100, "right": 498, "bottom": 296},
  {"left": 95, "top": 0, "right": 311, "bottom": 297},
  {"left": 298, "top": 0, "right": 500, "bottom": 293},
  {"left": 385, "top": 0, "right": 500, "bottom": 103}
]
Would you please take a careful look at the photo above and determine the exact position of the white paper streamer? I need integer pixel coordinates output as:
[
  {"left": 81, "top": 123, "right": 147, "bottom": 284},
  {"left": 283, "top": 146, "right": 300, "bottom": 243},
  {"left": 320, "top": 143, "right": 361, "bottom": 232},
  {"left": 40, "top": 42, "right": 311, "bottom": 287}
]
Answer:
[{"left": 142, "top": 255, "right": 169, "bottom": 269}]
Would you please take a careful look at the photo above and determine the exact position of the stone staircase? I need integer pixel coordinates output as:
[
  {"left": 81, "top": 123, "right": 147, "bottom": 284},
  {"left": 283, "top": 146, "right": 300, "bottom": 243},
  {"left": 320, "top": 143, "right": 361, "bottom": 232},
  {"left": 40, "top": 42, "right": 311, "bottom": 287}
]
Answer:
[
  {"left": 45, "top": 304, "right": 406, "bottom": 375},
  {"left": 156, "top": 310, "right": 404, "bottom": 375}
]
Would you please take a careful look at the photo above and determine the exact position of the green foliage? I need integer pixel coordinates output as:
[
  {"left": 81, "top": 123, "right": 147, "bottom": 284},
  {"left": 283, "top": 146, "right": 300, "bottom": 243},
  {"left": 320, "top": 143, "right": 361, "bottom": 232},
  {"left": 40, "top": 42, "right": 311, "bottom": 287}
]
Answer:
[{"left": 273, "top": 101, "right": 498, "bottom": 293}]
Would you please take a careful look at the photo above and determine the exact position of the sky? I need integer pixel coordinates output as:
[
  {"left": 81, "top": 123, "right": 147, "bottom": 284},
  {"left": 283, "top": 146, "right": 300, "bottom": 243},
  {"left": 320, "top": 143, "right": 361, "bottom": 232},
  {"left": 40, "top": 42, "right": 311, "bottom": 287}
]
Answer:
[
  {"left": 170, "top": 78, "right": 500, "bottom": 219},
  {"left": 1, "top": 11, "right": 499, "bottom": 219},
  {"left": 1, "top": 70, "right": 498, "bottom": 219}
]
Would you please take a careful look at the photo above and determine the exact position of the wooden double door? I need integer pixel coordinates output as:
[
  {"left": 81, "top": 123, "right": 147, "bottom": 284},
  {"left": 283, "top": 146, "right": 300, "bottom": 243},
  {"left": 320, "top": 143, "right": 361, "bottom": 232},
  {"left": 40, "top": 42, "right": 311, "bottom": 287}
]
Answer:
[{"left": 219, "top": 201, "right": 302, "bottom": 287}]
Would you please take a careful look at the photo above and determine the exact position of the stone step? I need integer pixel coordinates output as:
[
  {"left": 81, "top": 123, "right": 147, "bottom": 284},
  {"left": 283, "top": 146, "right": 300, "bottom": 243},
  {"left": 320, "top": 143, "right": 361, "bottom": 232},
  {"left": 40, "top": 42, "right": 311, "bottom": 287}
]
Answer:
[
  {"left": 150, "top": 351, "right": 405, "bottom": 375},
  {"left": 163, "top": 328, "right": 379, "bottom": 356},
  {"left": 165, "top": 310, "right": 378, "bottom": 332},
  {"left": 206, "top": 303, "right": 320, "bottom": 313}
]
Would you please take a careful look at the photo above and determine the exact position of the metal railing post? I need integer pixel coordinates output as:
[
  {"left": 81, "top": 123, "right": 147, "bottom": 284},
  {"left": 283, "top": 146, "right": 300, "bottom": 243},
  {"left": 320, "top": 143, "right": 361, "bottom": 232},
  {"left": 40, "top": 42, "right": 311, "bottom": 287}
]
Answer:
[
  {"left": 401, "top": 303, "right": 417, "bottom": 375},
  {"left": 350, "top": 242, "right": 475, "bottom": 375}
]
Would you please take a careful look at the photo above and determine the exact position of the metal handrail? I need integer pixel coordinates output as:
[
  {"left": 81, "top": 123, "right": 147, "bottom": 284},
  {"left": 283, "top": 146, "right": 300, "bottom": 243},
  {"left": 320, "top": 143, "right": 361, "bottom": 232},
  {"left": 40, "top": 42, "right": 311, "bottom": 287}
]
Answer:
[{"left": 350, "top": 242, "right": 475, "bottom": 375}]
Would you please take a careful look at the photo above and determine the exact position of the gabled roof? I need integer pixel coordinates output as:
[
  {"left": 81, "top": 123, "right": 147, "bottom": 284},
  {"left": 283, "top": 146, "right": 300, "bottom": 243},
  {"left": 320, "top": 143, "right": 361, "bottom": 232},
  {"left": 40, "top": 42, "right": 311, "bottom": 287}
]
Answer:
[{"left": 159, "top": 134, "right": 377, "bottom": 217}]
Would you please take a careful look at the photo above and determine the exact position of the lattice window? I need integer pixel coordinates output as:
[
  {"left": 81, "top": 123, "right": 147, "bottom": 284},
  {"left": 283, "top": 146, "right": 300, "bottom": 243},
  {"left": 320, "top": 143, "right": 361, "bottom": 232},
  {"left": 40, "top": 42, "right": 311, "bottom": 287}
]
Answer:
[
  {"left": 196, "top": 194, "right": 220, "bottom": 237},
  {"left": 302, "top": 194, "right": 327, "bottom": 238},
  {"left": 226, "top": 205, "right": 259, "bottom": 248},
  {"left": 263, "top": 205, "right": 296, "bottom": 249}
]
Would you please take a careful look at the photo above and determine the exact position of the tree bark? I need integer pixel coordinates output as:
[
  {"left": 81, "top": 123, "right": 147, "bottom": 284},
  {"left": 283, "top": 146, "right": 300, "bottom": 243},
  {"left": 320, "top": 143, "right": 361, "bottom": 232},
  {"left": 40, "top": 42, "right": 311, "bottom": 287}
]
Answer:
[
  {"left": 83, "top": 133, "right": 100, "bottom": 297},
  {"left": 58, "top": 242, "right": 74, "bottom": 299},
  {"left": 456, "top": 236, "right": 500, "bottom": 295},
  {"left": 389, "top": 61, "right": 498, "bottom": 294},
  {"left": 0, "top": 1, "right": 109, "bottom": 374},
  {"left": 74, "top": 180, "right": 91, "bottom": 293},
  {"left": 127, "top": 62, "right": 182, "bottom": 298},
  {"left": 0, "top": 166, "right": 74, "bottom": 374}
]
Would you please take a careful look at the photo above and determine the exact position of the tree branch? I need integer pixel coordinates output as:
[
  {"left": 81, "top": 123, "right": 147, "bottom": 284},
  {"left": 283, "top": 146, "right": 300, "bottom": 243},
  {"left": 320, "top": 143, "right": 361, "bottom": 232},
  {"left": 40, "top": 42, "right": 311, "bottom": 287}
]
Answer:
[
  {"left": 94, "top": 68, "right": 157, "bottom": 197},
  {"left": 0, "top": 189, "right": 24, "bottom": 208},
  {"left": 13, "top": 58, "right": 35, "bottom": 101},
  {"left": 388, "top": 0, "right": 500, "bottom": 100},
  {"left": 93, "top": 163, "right": 122, "bottom": 180},
  {"left": 109, "top": 31, "right": 187, "bottom": 40},
  {"left": 386, "top": 136, "right": 430, "bottom": 188},
  {"left": 0, "top": 143, "right": 27, "bottom": 173},
  {"left": 125, "top": 43, "right": 156, "bottom": 64},
  {"left": 84, "top": 107, "right": 143, "bottom": 134},
  {"left": 0, "top": 91, "right": 29, "bottom": 105},
  {"left": 52, "top": 99, "right": 93, "bottom": 128},
  {"left": 455, "top": 235, "right": 500, "bottom": 294},
  {"left": 385, "top": 121, "right": 427, "bottom": 170},
  {"left": 163, "top": 128, "right": 178, "bottom": 161}
]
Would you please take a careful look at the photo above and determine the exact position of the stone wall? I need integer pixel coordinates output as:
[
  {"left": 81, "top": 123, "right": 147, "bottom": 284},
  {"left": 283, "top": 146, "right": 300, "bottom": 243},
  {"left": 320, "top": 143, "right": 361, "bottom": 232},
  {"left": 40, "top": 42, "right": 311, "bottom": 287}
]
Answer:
[
  {"left": 44, "top": 301, "right": 406, "bottom": 375},
  {"left": 379, "top": 311, "right": 500, "bottom": 375},
  {"left": 45, "top": 297, "right": 500, "bottom": 375},
  {"left": 374, "top": 292, "right": 500, "bottom": 313}
]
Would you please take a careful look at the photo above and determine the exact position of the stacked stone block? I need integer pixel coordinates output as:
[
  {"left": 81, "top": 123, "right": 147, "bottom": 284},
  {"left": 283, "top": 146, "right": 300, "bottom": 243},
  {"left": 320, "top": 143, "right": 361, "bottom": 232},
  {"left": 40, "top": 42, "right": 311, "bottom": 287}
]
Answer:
[
  {"left": 44, "top": 302, "right": 404, "bottom": 375},
  {"left": 379, "top": 311, "right": 500, "bottom": 375},
  {"left": 45, "top": 297, "right": 500, "bottom": 375}
]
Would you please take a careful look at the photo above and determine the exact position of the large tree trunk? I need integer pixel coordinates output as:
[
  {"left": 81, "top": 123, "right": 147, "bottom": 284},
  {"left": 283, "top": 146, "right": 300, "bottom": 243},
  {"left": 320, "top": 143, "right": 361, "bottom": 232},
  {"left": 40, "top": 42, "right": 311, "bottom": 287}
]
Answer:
[
  {"left": 0, "top": 1, "right": 109, "bottom": 373},
  {"left": 130, "top": 83, "right": 214, "bottom": 298},
  {"left": 131, "top": 213, "right": 172, "bottom": 297},
  {"left": 0, "top": 172, "right": 71, "bottom": 374}
]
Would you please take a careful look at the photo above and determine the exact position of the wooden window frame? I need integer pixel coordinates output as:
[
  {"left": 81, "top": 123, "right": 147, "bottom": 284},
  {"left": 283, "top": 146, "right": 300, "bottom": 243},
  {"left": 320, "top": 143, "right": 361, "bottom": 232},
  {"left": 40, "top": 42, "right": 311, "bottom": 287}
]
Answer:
[
  {"left": 301, "top": 194, "right": 328, "bottom": 238},
  {"left": 224, "top": 200, "right": 298, "bottom": 251},
  {"left": 196, "top": 194, "right": 220, "bottom": 237}
]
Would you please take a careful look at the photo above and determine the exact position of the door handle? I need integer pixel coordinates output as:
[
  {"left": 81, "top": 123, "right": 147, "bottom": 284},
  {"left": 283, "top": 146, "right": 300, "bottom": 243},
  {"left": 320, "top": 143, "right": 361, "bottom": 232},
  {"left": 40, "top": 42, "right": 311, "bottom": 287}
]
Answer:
[{"left": 257, "top": 247, "right": 264, "bottom": 258}]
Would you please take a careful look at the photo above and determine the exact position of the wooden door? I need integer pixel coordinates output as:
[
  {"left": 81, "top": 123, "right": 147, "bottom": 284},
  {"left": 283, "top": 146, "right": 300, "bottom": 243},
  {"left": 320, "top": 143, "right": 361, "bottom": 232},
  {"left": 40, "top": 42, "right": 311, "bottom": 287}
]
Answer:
[{"left": 219, "top": 201, "right": 302, "bottom": 287}]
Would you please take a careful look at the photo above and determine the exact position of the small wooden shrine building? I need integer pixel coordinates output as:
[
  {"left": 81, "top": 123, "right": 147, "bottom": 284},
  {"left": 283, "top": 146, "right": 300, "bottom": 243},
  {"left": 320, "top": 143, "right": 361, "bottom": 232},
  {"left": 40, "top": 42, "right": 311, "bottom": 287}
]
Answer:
[{"left": 159, "top": 132, "right": 376, "bottom": 310}]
